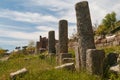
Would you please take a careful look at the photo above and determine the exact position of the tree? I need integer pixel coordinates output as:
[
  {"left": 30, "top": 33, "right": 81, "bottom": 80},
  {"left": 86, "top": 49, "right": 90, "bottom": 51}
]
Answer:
[
  {"left": 95, "top": 25, "right": 106, "bottom": 35},
  {"left": 96, "top": 12, "right": 117, "bottom": 35},
  {"left": 26, "top": 40, "right": 35, "bottom": 54},
  {"left": 102, "top": 12, "right": 117, "bottom": 32},
  {"left": 116, "top": 20, "right": 120, "bottom": 27},
  {"left": 28, "top": 40, "right": 35, "bottom": 47}
]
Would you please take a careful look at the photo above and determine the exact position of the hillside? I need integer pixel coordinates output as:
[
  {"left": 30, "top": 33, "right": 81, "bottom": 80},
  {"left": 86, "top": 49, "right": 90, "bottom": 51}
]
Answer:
[
  {"left": 0, "top": 53, "right": 100, "bottom": 80},
  {"left": 1, "top": 46, "right": 120, "bottom": 80}
]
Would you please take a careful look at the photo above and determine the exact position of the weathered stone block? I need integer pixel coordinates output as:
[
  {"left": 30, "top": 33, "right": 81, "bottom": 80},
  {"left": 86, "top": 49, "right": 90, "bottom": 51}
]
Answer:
[{"left": 86, "top": 49, "right": 105, "bottom": 75}]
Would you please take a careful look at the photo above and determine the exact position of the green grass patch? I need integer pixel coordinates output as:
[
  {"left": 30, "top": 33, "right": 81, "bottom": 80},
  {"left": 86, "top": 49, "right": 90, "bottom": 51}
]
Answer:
[{"left": 68, "top": 48, "right": 75, "bottom": 57}]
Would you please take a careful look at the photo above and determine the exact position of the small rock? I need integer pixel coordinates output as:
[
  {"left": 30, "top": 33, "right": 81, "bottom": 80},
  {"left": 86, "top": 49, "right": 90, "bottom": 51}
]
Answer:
[{"left": 110, "top": 64, "right": 120, "bottom": 74}]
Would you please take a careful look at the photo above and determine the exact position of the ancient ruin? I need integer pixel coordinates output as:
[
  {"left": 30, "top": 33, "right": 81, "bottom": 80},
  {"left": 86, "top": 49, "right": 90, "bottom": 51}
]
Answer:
[
  {"left": 59, "top": 20, "right": 68, "bottom": 53},
  {"left": 57, "top": 20, "right": 74, "bottom": 65},
  {"left": 35, "top": 36, "right": 48, "bottom": 53},
  {"left": 75, "top": 1, "right": 96, "bottom": 69},
  {"left": 48, "top": 31, "right": 56, "bottom": 54},
  {"left": 1, "top": 0, "right": 120, "bottom": 80}
]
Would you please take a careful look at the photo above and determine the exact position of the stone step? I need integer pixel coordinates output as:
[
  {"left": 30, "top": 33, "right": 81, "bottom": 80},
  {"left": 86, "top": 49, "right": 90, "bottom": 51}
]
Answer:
[
  {"left": 59, "top": 53, "right": 73, "bottom": 64},
  {"left": 62, "top": 58, "right": 74, "bottom": 64}
]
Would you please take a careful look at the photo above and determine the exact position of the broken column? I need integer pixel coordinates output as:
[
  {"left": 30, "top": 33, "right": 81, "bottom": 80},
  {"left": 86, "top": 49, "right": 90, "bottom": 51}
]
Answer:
[
  {"left": 59, "top": 20, "right": 68, "bottom": 53},
  {"left": 58, "top": 20, "right": 73, "bottom": 64},
  {"left": 75, "top": 1, "right": 95, "bottom": 69},
  {"left": 86, "top": 49, "right": 105, "bottom": 75},
  {"left": 48, "top": 31, "right": 56, "bottom": 54}
]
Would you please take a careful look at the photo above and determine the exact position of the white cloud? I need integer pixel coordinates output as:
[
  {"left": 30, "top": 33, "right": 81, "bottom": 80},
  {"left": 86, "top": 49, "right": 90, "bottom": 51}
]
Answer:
[
  {"left": 0, "top": 27, "right": 44, "bottom": 41},
  {"left": 0, "top": 24, "right": 30, "bottom": 30},
  {"left": 0, "top": 24, "right": 58, "bottom": 41},
  {"left": 89, "top": 0, "right": 120, "bottom": 24},
  {"left": 29, "top": 0, "right": 72, "bottom": 10},
  {"left": 36, "top": 26, "right": 55, "bottom": 32},
  {"left": 89, "top": 1, "right": 107, "bottom": 24},
  {"left": 0, "top": 40, "right": 28, "bottom": 47},
  {"left": 27, "top": 0, "right": 80, "bottom": 24},
  {"left": 0, "top": 9, "right": 58, "bottom": 24},
  {"left": 0, "top": 0, "right": 119, "bottom": 25}
]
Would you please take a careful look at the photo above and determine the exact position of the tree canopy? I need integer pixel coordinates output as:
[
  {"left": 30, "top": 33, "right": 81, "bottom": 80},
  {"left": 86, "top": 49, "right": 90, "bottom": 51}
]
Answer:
[{"left": 96, "top": 12, "right": 117, "bottom": 35}]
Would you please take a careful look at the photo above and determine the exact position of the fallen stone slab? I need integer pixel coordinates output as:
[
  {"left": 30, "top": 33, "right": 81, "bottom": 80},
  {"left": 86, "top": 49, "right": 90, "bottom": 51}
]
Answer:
[
  {"left": 10, "top": 68, "right": 28, "bottom": 79},
  {"left": 55, "top": 63, "right": 75, "bottom": 70}
]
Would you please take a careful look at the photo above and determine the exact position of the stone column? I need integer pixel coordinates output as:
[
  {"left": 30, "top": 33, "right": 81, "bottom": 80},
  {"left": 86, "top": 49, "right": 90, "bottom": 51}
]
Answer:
[
  {"left": 58, "top": 20, "right": 72, "bottom": 65},
  {"left": 86, "top": 49, "right": 105, "bottom": 76},
  {"left": 75, "top": 1, "right": 95, "bottom": 69},
  {"left": 59, "top": 20, "right": 68, "bottom": 53},
  {"left": 35, "top": 41, "right": 40, "bottom": 53},
  {"left": 48, "top": 31, "right": 56, "bottom": 54}
]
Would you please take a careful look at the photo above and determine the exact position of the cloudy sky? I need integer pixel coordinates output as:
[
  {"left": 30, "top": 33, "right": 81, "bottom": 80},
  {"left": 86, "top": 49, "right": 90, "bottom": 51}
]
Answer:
[{"left": 0, "top": 0, "right": 120, "bottom": 51}]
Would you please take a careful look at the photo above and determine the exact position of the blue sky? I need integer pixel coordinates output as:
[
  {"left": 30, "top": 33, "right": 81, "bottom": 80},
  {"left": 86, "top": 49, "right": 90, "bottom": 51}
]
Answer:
[{"left": 0, "top": 0, "right": 120, "bottom": 51}]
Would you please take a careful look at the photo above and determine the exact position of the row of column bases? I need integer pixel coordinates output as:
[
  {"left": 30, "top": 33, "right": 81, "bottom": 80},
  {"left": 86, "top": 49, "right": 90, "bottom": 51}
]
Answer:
[{"left": 47, "top": 1, "right": 105, "bottom": 76}]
